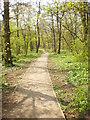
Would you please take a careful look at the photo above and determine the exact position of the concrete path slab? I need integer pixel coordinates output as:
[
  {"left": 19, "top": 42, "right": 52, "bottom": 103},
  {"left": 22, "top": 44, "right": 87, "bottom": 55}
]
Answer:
[{"left": 3, "top": 53, "right": 65, "bottom": 119}]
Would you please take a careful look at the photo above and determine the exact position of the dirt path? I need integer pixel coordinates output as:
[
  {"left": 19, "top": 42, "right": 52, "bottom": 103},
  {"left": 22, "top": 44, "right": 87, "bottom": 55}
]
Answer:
[{"left": 3, "top": 53, "right": 65, "bottom": 119}]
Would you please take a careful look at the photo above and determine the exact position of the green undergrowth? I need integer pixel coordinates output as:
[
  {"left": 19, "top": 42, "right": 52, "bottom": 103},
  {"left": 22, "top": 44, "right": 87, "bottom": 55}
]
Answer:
[
  {"left": 2, "top": 49, "right": 43, "bottom": 88},
  {"left": 49, "top": 50, "right": 88, "bottom": 114},
  {"left": 13, "top": 49, "right": 43, "bottom": 68},
  {"left": 2, "top": 49, "right": 43, "bottom": 70}
]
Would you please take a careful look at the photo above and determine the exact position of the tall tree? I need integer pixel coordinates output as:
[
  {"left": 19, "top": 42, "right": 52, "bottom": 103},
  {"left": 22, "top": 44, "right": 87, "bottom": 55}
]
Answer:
[
  {"left": 36, "top": 2, "right": 41, "bottom": 53},
  {"left": 51, "top": 11, "right": 56, "bottom": 52},
  {"left": 79, "top": 2, "right": 88, "bottom": 41},
  {"left": 3, "top": 0, "right": 12, "bottom": 65},
  {"left": 16, "top": 3, "right": 20, "bottom": 54},
  {"left": 58, "top": 20, "right": 61, "bottom": 54}
]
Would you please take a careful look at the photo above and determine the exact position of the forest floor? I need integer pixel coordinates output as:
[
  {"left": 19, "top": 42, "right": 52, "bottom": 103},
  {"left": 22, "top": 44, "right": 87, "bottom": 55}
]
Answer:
[
  {"left": 48, "top": 52, "right": 89, "bottom": 120},
  {"left": 2, "top": 52, "right": 65, "bottom": 119},
  {"left": 48, "top": 59, "right": 76, "bottom": 119}
]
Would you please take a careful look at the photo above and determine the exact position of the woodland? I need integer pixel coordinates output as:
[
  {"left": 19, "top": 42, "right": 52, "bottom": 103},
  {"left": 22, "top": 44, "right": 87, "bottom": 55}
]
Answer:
[{"left": 0, "top": 0, "right": 89, "bottom": 119}]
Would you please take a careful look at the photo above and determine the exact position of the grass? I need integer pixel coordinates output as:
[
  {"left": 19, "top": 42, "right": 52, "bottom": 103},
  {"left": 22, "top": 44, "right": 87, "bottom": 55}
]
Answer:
[
  {"left": 49, "top": 50, "right": 88, "bottom": 86},
  {"left": 49, "top": 50, "right": 88, "bottom": 115}
]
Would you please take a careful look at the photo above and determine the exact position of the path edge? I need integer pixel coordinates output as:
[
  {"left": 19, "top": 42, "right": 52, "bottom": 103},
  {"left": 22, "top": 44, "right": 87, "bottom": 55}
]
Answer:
[{"left": 47, "top": 55, "right": 66, "bottom": 120}]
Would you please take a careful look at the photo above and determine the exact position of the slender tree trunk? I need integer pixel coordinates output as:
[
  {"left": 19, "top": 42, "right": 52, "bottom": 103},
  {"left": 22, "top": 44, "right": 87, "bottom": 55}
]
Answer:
[
  {"left": 26, "top": 41, "right": 28, "bottom": 55},
  {"left": 30, "top": 41, "right": 33, "bottom": 51},
  {"left": 16, "top": 4, "right": 20, "bottom": 55},
  {"left": 29, "top": 27, "right": 33, "bottom": 51},
  {"left": 0, "top": 22, "right": 2, "bottom": 53},
  {"left": 51, "top": 28, "right": 53, "bottom": 50},
  {"left": 35, "top": 25, "right": 38, "bottom": 53},
  {"left": 56, "top": 3, "right": 59, "bottom": 39},
  {"left": 74, "top": 11, "right": 78, "bottom": 54},
  {"left": 51, "top": 12, "right": 56, "bottom": 52},
  {"left": 79, "top": 2, "right": 88, "bottom": 41},
  {"left": 23, "top": 35, "right": 27, "bottom": 55},
  {"left": 69, "top": 12, "right": 74, "bottom": 53},
  {"left": 16, "top": 5, "right": 19, "bottom": 38},
  {"left": 36, "top": 2, "right": 41, "bottom": 53},
  {"left": 4, "top": 1, "right": 12, "bottom": 65},
  {"left": 36, "top": 41, "right": 38, "bottom": 53},
  {"left": 37, "top": 18, "right": 40, "bottom": 52},
  {"left": 86, "top": 3, "right": 89, "bottom": 35},
  {"left": 58, "top": 21, "right": 61, "bottom": 54},
  {"left": 41, "top": 32, "right": 45, "bottom": 48}
]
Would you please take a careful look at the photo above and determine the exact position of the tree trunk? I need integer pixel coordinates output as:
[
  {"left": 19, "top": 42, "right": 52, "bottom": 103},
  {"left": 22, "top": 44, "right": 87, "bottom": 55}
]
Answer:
[
  {"left": 41, "top": 32, "right": 45, "bottom": 48},
  {"left": 51, "top": 12, "right": 56, "bottom": 52},
  {"left": 4, "top": 1, "right": 12, "bottom": 65},
  {"left": 16, "top": 4, "right": 20, "bottom": 55},
  {"left": 58, "top": 21, "right": 61, "bottom": 54},
  {"left": 30, "top": 41, "right": 33, "bottom": 51},
  {"left": 79, "top": 2, "right": 88, "bottom": 41},
  {"left": 56, "top": 3, "right": 59, "bottom": 36},
  {"left": 0, "top": 22, "right": 2, "bottom": 53},
  {"left": 73, "top": 10, "right": 78, "bottom": 54},
  {"left": 26, "top": 41, "right": 28, "bottom": 55},
  {"left": 35, "top": 25, "right": 38, "bottom": 53},
  {"left": 37, "top": 18, "right": 40, "bottom": 52},
  {"left": 51, "top": 28, "right": 53, "bottom": 50},
  {"left": 36, "top": 41, "right": 38, "bottom": 53},
  {"left": 23, "top": 35, "right": 27, "bottom": 55},
  {"left": 29, "top": 27, "right": 33, "bottom": 51}
]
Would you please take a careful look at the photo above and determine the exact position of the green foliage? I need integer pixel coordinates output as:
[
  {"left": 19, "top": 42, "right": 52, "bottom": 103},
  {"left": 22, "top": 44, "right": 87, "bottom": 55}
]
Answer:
[
  {"left": 2, "top": 73, "right": 9, "bottom": 88},
  {"left": 2, "top": 49, "right": 43, "bottom": 68},
  {"left": 53, "top": 83, "right": 69, "bottom": 112},
  {"left": 49, "top": 50, "right": 88, "bottom": 113},
  {"left": 68, "top": 86, "right": 88, "bottom": 112},
  {"left": 53, "top": 83, "right": 60, "bottom": 90},
  {"left": 68, "top": 67, "right": 88, "bottom": 86}
]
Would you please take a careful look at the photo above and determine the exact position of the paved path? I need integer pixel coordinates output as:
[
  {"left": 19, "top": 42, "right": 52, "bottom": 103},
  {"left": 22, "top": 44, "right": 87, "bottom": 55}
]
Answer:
[{"left": 3, "top": 53, "right": 65, "bottom": 119}]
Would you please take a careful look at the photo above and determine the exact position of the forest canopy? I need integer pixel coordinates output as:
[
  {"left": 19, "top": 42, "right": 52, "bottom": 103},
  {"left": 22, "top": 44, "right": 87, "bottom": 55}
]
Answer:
[{"left": 1, "top": 0, "right": 89, "bottom": 65}]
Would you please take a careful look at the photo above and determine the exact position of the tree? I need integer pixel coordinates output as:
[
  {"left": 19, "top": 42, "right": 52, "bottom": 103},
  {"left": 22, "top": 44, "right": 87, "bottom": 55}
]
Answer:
[
  {"left": 58, "top": 20, "right": 61, "bottom": 54},
  {"left": 36, "top": 2, "right": 41, "bottom": 53},
  {"left": 79, "top": 2, "right": 88, "bottom": 41},
  {"left": 13, "top": 2, "right": 20, "bottom": 55},
  {"left": 3, "top": 0, "right": 12, "bottom": 65},
  {"left": 51, "top": 11, "right": 56, "bottom": 52}
]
